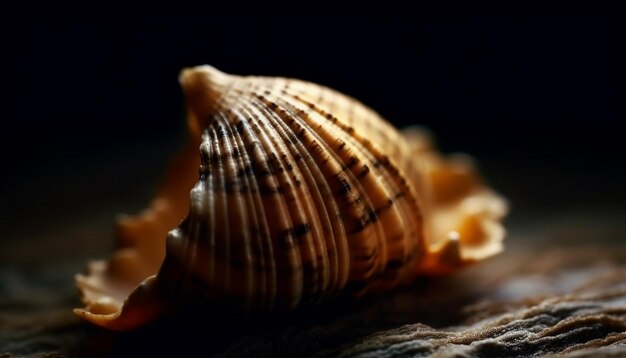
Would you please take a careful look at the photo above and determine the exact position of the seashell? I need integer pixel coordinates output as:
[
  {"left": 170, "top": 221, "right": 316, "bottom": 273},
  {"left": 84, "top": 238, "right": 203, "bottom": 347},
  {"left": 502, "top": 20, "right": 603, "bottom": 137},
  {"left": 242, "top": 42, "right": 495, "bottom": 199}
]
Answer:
[{"left": 74, "top": 65, "right": 507, "bottom": 330}]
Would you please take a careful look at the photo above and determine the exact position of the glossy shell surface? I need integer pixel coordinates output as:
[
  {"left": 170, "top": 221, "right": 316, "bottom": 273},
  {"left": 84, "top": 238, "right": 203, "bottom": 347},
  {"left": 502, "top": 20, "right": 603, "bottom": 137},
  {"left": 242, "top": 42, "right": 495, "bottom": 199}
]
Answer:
[{"left": 75, "top": 66, "right": 507, "bottom": 330}]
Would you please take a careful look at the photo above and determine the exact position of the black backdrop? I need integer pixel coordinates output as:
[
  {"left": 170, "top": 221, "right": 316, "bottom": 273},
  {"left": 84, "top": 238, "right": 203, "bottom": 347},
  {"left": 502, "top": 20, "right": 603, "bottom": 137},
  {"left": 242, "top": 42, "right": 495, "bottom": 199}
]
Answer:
[{"left": 2, "top": 16, "right": 624, "bottom": 239}]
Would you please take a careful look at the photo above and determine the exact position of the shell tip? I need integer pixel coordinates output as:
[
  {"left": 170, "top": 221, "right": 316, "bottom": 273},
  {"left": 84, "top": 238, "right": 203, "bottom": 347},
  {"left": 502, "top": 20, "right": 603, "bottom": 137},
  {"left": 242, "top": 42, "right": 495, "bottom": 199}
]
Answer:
[
  {"left": 179, "top": 64, "right": 230, "bottom": 127},
  {"left": 179, "top": 65, "right": 227, "bottom": 88}
]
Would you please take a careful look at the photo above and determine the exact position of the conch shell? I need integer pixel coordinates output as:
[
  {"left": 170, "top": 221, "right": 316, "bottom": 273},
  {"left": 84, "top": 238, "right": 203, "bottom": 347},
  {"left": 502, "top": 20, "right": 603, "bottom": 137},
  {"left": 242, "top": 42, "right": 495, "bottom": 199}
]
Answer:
[{"left": 75, "top": 65, "right": 507, "bottom": 330}]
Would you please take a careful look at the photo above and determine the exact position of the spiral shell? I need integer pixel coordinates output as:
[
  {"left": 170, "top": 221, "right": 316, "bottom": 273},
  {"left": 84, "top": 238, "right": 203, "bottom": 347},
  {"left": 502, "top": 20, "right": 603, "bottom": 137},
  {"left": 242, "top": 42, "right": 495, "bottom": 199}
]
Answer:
[{"left": 74, "top": 65, "right": 507, "bottom": 330}]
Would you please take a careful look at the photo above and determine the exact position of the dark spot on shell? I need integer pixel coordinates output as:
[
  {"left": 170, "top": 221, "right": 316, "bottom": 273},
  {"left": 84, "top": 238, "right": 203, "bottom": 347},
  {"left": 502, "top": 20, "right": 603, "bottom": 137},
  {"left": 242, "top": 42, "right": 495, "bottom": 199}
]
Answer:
[
  {"left": 336, "top": 178, "right": 352, "bottom": 196},
  {"left": 358, "top": 165, "right": 370, "bottom": 178},
  {"left": 349, "top": 215, "right": 370, "bottom": 234},
  {"left": 237, "top": 165, "right": 254, "bottom": 178},
  {"left": 235, "top": 121, "right": 245, "bottom": 134},
  {"left": 368, "top": 209, "right": 378, "bottom": 223},
  {"left": 291, "top": 223, "right": 311, "bottom": 237},
  {"left": 346, "top": 156, "right": 358, "bottom": 168}
]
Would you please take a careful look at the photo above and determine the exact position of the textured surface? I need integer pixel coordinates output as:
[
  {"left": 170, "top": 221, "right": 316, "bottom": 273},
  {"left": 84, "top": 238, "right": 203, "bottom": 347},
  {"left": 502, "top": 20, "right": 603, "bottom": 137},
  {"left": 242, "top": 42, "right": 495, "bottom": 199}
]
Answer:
[
  {"left": 1, "top": 211, "right": 625, "bottom": 357},
  {"left": 339, "top": 248, "right": 626, "bottom": 357}
]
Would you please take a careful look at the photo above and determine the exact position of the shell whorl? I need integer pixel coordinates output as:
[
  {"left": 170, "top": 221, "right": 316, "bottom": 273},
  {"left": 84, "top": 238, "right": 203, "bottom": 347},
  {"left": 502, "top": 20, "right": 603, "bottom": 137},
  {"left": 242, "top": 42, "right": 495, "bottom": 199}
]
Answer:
[
  {"left": 74, "top": 65, "right": 507, "bottom": 330},
  {"left": 171, "top": 65, "right": 426, "bottom": 309}
]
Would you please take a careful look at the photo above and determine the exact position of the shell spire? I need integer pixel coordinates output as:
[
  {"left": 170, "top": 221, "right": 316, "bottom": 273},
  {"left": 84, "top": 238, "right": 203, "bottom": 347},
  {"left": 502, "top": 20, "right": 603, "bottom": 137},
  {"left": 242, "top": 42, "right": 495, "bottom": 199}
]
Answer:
[
  {"left": 180, "top": 65, "right": 232, "bottom": 134},
  {"left": 75, "top": 65, "right": 507, "bottom": 330}
]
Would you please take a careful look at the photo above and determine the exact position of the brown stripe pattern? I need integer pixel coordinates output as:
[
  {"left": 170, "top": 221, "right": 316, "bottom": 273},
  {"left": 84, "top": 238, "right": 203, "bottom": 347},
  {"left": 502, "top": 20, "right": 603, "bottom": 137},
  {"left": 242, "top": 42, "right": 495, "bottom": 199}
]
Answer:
[{"left": 169, "top": 67, "right": 425, "bottom": 309}]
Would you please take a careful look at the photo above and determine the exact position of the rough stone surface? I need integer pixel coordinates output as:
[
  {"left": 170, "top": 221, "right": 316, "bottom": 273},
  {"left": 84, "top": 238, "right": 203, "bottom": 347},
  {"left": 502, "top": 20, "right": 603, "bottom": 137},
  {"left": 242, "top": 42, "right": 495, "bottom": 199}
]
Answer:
[{"left": 1, "top": 213, "right": 625, "bottom": 357}]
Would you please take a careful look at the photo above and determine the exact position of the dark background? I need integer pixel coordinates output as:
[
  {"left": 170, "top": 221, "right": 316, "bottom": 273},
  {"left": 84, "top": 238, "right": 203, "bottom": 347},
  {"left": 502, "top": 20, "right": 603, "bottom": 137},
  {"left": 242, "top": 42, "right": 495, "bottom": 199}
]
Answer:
[
  {"left": 2, "top": 16, "right": 624, "bottom": 244},
  {"left": 1, "top": 17, "right": 625, "bottom": 357}
]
